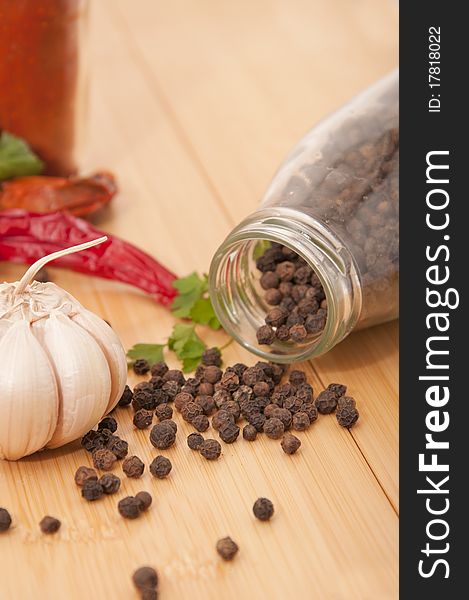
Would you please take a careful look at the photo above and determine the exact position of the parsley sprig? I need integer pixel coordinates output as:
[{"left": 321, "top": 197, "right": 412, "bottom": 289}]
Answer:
[{"left": 127, "top": 272, "right": 227, "bottom": 372}]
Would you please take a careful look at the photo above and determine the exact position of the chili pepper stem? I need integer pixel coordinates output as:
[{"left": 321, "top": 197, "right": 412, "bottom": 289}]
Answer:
[{"left": 15, "top": 236, "right": 108, "bottom": 295}]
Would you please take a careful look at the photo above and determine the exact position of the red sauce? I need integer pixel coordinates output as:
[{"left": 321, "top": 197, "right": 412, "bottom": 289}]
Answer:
[{"left": 0, "top": 0, "right": 87, "bottom": 175}]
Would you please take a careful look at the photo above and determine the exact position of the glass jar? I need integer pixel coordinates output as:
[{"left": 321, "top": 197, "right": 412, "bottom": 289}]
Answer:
[
  {"left": 0, "top": 0, "right": 88, "bottom": 175},
  {"left": 209, "top": 71, "right": 398, "bottom": 363}
]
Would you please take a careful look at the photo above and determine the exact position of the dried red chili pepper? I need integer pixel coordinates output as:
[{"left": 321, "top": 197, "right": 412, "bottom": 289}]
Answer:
[
  {"left": 0, "top": 209, "right": 176, "bottom": 305},
  {"left": 0, "top": 172, "right": 117, "bottom": 217}
]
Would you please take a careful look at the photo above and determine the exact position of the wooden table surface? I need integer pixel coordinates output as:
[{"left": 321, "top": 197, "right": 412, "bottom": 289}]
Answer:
[{"left": 0, "top": 1, "right": 398, "bottom": 598}]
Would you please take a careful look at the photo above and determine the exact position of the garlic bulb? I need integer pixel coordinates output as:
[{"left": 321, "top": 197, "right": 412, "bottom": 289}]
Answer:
[{"left": 0, "top": 237, "right": 127, "bottom": 460}]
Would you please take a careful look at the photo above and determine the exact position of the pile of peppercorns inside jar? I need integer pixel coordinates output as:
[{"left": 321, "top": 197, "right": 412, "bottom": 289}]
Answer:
[{"left": 254, "top": 244, "right": 328, "bottom": 346}]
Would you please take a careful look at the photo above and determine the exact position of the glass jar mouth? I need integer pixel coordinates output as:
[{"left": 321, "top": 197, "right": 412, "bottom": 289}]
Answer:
[{"left": 209, "top": 208, "right": 362, "bottom": 363}]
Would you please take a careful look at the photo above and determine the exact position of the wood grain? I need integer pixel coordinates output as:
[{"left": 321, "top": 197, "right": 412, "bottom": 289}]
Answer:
[{"left": 0, "top": 1, "right": 398, "bottom": 598}]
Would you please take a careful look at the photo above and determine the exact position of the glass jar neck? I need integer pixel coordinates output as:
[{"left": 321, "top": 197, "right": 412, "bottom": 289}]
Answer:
[{"left": 209, "top": 207, "right": 362, "bottom": 362}]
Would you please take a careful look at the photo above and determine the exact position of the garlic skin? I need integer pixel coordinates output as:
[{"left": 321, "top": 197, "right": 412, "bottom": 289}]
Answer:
[{"left": 0, "top": 238, "right": 127, "bottom": 460}]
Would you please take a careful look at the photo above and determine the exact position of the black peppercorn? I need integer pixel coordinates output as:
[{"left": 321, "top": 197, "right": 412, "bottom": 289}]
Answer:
[
  {"left": 39, "top": 516, "right": 61, "bottom": 534},
  {"left": 219, "top": 371, "right": 240, "bottom": 392},
  {"left": 253, "top": 381, "right": 270, "bottom": 397},
  {"left": 80, "top": 429, "right": 101, "bottom": 452},
  {"left": 212, "top": 410, "right": 235, "bottom": 431},
  {"left": 265, "top": 307, "right": 288, "bottom": 328},
  {"left": 195, "top": 394, "right": 216, "bottom": 416},
  {"left": 107, "top": 436, "right": 129, "bottom": 459},
  {"left": 256, "top": 324, "right": 275, "bottom": 345},
  {"left": 265, "top": 288, "right": 283, "bottom": 306},
  {"left": 203, "top": 365, "right": 223, "bottom": 384},
  {"left": 150, "top": 361, "right": 169, "bottom": 378},
  {"left": 153, "top": 388, "right": 171, "bottom": 406},
  {"left": 219, "top": 422, "right": 240, "bottom": 444},
  {"left": 132, "top": 385, "right": 157, "bottom": 412},
  {"left": 221, "top": 400, "right": 241, "bottom": 421},
  {"left": 192, "top": 413, "right": 210, "bottom": 432},
  {"left": 245, "top": 412, "right": 266, "bottom": 432},
  {"left": 315, "top": 389, "right": 338, "bottom": 414},
  {"left": 0, "top": 508, "right": 12, "bottom": 532},
  {"left": 230, "top": 363, "right": 248, "bottom": 378},
  {"left": 81, "top": 480, "right": 104, "bottom": 501},
  {"left": 155, "top": 403, "right": 173, "bottom": 421},
  {"left": 99, "top": 473, "right": 121, "bottom": 494},
  {"left": 276, "top": 261, "right": 296, "bottom": 281},
  {"left": 161, "top": 380, "right": 180, "bottom": 400},
  {"left": 289, "top": 323, "right": 307, "bottom": 342},
  {"left": 263, "top": 417, "right": 285, "bottom": 439},
  {"left": 292, "top": 411, "right": 311, "bottom": 431},
  {"left": 337, "top": 396, "right": 356, "bottom": 409},
  {"left": 305, "top": 311, "right": 327, "bottom": 334},
  {"left": 198, "top": 382, "right": 214, "bottom": 396},
  {"left": 132, "top": 566, "right": 158, "bottom": 592},
  {"left": 328, "top": 383, "right": 347, "bottom": 398},
  {"left": 200, "top": 439, "right": 222, "bottom": 460},
  {"left": 74, "top": 466, "right": 98, "bottom": 487},
  {"left": 216, "top": 536, "right": 239, "bottom": 560},
  {"left": 162, "top": 369, "right": 186, "bottom": 385},
  {"left": 300, "top": 403, "right": 318, "bottom": 423},
  {"left": 149, "top": 375, "right": 164, "bottom": 390},
  {"left": 336, "top": 405, "right": 359, "bottom": 428},
  {"left": 181, "top": 401, "right": 204, "bottom": 423},
  {"left": 149, "top": 422, "right": 176, "bottom": 450},
  {"left": 135, "top": 491, "right": 153, "bottom": 511},
  {"left": 253, "top": 497, "right": 274, "bottom": 521},
  {"left": 92, "top": 448, "right": 117, "bottom": 471},
  {"left": 284, "top": 395, "right": 303, "bottom": 414},
  {"left": 123, "top": 455, "right": 145, "bottom": 478},
  {"left": 232, "top": 385, "right": 253, "bottom": 404},
  {"left": 281, "top": 433, "right": 301, "bottom": 454},
  {"left": 133, "top": 358, "right": 150, "bottom": 375},
  {"left": 242, "top": 424, "right": 257, "bottom": 441},
  {"left": 242, "top": 366, "right": 265, "bottom": 386},
  {"left": 174, "top": 391, "right": 193, "bottom": 411},
  {"left": 260, "top": 270, "right": 280, "bottom": 290},
  {"left": 271, "top": 407, "right": 292, "bottom": 429},
  {"left": 263, "top": 403, "right": 277, "bottom": 418},
  {"left": 296, "top": 382, "right": 314, "bottom": 403},
  {"left": 181, "top": 377, "right": 200, "bottom": 395},
  {"left": 118, "top": 385, "right": 134, "bottom": 407},
  {"left": 118, "top": 496, "right": 142, "bottom": 519},
  {"left": 187, "top": 432, "right": 204, "bottom": 450},
  {"left": 97, "top": 416, "right": 118, "bottom": 433},
  {"left": 213, "top": 389, "right": 232, "bottom": 408},
  {"left": 289, "top": 370, "right": 307, "bottom": 386},
  {"left": 149, "top": 455, "right": 172, "bottom": 479},
  {"left": 133, "top": 409, "right": 154, "bottom": 430},
  {"left": 166, "top": 420, "right": 178, "bottom": 434},
  {"left": 202, "top": 347, "right": 222, "bottom": 367}
]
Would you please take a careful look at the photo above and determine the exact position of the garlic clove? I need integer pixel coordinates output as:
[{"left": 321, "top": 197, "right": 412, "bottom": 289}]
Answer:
[
  {"left": 42, "top": 313, "right": 111, "bottom": 449},
  {"left": 0, "top": 320, "right": 59, "bottom": 460},
  {"left": 72, "top": 309, "right": 127, "bottom": 414}
]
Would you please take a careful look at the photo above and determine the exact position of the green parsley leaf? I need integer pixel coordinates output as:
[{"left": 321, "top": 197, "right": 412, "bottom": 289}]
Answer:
[
  {"left": 171, "top": 272, "right": 207, "bottom": 318},
  {"left": 181, "top": 356, "right": 203, "bottom": 373},
  {"left": 252, "top": 240, "right": 272, "bottom": 260},
  {"left": 126, "top": 343, "right": 165, "bottom": 366},
  {"left": 171, "top": 272, "right": 220, "bottom": 330},
  {"left": 0, "top": 131, "right": 44, "bottom": 181},
  {"left": 190, "top": 297, "right": 221, "bottom": 330},
  {"left": 168, "top": 323, "right": 207, "bottom": 373}
]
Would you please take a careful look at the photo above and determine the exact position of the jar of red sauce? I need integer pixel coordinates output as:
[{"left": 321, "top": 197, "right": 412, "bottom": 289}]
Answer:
[{"left": 0, "top": 0, "right": 88, "bottom": 175}]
